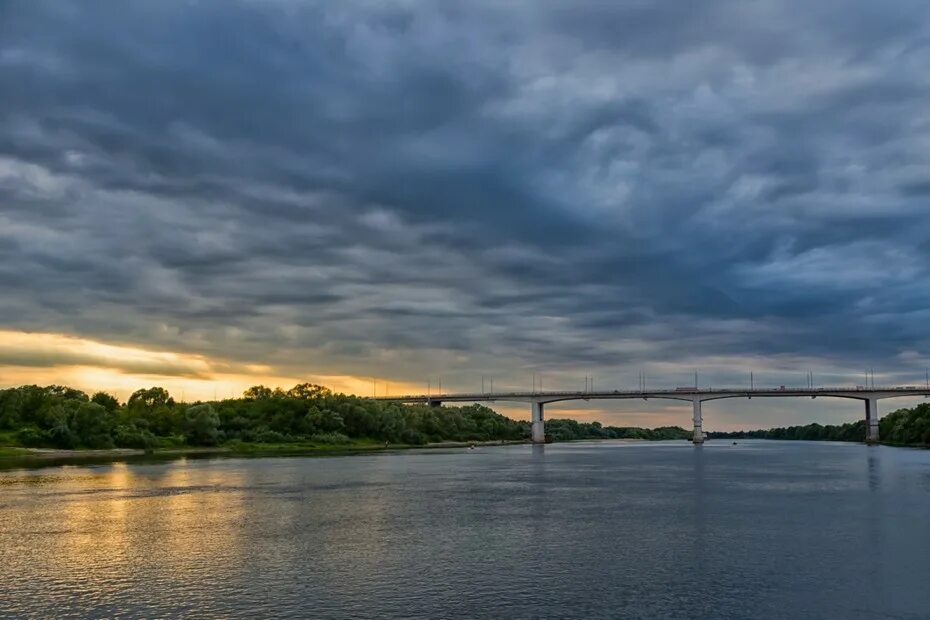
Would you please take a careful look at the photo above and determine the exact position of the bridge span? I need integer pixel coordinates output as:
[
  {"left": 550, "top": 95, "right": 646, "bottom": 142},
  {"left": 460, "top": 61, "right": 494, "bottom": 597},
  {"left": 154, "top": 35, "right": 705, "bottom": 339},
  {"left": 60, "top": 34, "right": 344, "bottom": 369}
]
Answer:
[{"left": 374, "top": 386, "right": 930, "bottom": 445}]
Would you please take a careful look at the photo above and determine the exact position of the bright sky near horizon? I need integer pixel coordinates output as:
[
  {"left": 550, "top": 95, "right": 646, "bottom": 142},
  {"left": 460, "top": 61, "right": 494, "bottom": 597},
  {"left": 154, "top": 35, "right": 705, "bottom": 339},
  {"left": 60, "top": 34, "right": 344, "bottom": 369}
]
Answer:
[{"left": 2, "top": 1, "right": 930, "bottom": 429}]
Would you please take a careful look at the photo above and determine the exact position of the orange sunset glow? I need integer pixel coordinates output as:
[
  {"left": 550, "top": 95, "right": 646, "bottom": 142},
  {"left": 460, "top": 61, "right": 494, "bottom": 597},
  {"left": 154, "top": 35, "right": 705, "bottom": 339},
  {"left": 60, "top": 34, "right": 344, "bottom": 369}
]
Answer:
[{"left": 0, "top": 330, "right": 424, "bottom": 403}]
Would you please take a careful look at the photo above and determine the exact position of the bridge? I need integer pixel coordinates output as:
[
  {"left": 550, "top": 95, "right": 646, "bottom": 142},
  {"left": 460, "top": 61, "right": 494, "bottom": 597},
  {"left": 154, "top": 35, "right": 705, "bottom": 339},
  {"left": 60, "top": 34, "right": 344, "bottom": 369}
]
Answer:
[{"left": 374, "top": 386, "right": 930, "bottom": 445}]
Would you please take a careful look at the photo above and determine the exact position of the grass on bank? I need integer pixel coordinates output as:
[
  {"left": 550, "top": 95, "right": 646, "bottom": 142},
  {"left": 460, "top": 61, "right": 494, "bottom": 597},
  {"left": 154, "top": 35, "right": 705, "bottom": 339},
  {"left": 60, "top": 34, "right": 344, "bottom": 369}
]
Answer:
[{"left": 0, "top": 431, "right": 29, "bottom": 456}]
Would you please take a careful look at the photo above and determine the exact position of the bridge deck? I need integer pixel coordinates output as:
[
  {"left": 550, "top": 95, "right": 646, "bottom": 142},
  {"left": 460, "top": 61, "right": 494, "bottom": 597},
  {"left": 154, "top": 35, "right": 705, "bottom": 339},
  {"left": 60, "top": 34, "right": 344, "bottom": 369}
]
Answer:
[{"left": 373, "top": 386, "right": 930, "bottom": 403}]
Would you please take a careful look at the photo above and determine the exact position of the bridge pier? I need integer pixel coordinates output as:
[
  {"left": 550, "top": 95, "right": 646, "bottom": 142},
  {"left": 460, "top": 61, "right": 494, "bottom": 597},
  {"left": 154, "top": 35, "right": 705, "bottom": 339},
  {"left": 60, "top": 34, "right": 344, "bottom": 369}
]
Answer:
[
  {"left": 865, "top": 398, "right": 880, "bottom": 444},
  {"left": 531, "top": 402, "right": 545, "bottom": 444},
  {"left": 692, "top": 399, "right": 704, "bottom": 444}
]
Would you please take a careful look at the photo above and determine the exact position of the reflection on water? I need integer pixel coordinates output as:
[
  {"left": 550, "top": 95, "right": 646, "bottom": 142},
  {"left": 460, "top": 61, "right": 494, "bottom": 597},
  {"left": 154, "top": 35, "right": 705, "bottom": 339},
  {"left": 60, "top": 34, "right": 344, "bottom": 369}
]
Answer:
[{"left": 2, "top": 441, "right": 930, "bottom": 619}]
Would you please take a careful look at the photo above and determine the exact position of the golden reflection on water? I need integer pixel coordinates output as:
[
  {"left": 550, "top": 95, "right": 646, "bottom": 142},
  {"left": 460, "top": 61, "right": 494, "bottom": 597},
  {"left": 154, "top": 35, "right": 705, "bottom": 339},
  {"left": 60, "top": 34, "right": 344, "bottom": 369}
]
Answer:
[
  {"left": 35, "top": 460, "right": 249, "bottom": 605},
  {"left": 153, "top": 461, "right": 248, "bottom": 566},
  {"left": 57, "top": 463, "right": 131, "bottom": 564}
]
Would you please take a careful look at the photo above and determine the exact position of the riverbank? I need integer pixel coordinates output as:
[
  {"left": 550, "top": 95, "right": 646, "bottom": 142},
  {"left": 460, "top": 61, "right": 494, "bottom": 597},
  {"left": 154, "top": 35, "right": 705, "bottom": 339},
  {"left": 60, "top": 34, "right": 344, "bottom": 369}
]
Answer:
[{"left": 0, "top": 439, "right": 527, "bottom": 470}]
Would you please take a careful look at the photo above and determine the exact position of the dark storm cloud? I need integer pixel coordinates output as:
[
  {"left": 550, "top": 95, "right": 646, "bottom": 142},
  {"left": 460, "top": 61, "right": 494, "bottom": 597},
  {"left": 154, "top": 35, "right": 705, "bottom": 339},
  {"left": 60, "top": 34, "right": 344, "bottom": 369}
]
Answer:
[{"left": 2, "top": 0, "right": 930, "bottom": 396}]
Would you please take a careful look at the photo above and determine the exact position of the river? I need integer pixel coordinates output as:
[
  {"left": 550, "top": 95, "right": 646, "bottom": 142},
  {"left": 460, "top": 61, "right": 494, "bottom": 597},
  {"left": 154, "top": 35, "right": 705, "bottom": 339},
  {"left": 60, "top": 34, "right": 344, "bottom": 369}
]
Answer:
[{"left": 1, "top": 440, "right": 929, "bottom": 619}]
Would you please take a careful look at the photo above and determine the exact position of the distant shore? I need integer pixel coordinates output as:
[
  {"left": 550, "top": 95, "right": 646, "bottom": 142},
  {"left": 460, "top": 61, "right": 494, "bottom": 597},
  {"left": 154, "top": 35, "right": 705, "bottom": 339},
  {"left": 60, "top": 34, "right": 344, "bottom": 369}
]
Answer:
[{"left": 0, "top": 439, "right": 529, "bottom": 470}]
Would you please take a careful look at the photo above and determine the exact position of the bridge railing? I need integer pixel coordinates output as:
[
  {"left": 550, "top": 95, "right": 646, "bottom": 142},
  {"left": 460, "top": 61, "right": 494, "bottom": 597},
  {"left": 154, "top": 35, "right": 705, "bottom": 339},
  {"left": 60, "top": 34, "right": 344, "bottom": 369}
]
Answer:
[{"left": 373, "top": 385, "right": 930, "bottom": 400}]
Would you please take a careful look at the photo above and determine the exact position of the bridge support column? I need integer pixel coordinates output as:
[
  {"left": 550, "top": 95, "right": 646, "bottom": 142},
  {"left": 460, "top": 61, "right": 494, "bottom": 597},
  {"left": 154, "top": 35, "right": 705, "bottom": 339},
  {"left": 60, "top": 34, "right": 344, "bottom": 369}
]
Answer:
[
  {"left": 692, "top": 399, "right": 704, "bottom": 444},
  {"left": 865, "top": 398, "right": 880, "bottom": 444},
  {"left": 531, "top": 402, "right": 545, "bottom": 444}
]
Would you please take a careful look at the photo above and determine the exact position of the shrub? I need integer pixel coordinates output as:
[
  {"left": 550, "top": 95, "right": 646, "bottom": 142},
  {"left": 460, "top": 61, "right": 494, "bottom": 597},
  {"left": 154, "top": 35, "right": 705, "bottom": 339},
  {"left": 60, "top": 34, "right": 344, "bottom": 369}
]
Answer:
[
  {"left": 113, "top": 424, "right": 158, "bottom": 449},
  {"left": 16, "top": 426, "right": 48, "bottom": 447},
  {"left": 400, "top": 429, "right": 428, "bottom": 445},
  {"left": 184, "top": 404, "right": 221, "bottom": 446},
  {"left": 245, "top": 428, "right": 286, "bottom": 443},
  {"left": 310, "top": 432, "right": 351, "bottom": 445}
]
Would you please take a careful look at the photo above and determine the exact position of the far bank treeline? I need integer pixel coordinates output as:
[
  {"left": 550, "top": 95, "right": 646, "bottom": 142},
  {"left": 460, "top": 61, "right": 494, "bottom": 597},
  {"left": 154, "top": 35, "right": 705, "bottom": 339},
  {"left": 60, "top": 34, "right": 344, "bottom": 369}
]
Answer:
[
  {"left": 0, "top": 384, "right": 691, "bottom": 450},
  {"left": 708, "top": 403, "right": 930, "bottom": 447}
]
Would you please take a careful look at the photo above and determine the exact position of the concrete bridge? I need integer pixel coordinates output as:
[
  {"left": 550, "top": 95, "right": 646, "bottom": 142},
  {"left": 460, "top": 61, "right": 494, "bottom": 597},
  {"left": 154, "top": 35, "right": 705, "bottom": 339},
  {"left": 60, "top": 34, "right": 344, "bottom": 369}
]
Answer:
[{"left": 374, "top": 386, "right": 930, "bottom": 445}]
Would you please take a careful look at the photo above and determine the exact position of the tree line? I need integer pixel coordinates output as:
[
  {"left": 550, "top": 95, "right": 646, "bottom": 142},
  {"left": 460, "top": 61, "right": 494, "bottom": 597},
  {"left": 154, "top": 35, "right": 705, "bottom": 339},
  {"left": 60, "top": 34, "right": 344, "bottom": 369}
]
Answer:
[
  {"left": 708, "top": 403, "right": 930, "bottom": 446},
  {"left": 545, "top": 419, "right": 690, "bottom": 441},
  {"left": 0, "top": 384, "right": 690, "bottom": 450}
]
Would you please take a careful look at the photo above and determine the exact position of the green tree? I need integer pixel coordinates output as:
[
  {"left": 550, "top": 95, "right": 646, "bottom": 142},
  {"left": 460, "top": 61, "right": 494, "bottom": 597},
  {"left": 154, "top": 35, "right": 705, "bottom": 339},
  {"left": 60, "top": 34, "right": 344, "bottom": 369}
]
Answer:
[
  {"left": 306, "top": 407, "right": 344, "bottom": 433},
  {"left": 72, "top": 402, "right": 116, "bottom": 448},
  {"left": 184, "top": 404, "right": 221, "bottom": 446},
  {"left": 128, "top": 387, "right": 174, "bottom": 409},
  {"left": 91, "top": 392, "right": 120, "bottom": 413},
  {"left": 127, "top": 387, "right": 178, "bottom": 436},
  {"left": 287, "top": 383, "right": 331, "bottom": 399},
  {"left": 243, "top": 385, "right": 275, "bottom": 401},
  {"left": 44, "top": 385, "right": 89, "bottom": 401}
]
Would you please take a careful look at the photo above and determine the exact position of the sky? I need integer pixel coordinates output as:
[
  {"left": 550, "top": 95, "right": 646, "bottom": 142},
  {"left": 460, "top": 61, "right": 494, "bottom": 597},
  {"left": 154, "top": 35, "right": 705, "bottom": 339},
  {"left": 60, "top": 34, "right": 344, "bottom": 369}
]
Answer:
[{"left": 2, "top": 0, "right": 930, "bottom": 430}]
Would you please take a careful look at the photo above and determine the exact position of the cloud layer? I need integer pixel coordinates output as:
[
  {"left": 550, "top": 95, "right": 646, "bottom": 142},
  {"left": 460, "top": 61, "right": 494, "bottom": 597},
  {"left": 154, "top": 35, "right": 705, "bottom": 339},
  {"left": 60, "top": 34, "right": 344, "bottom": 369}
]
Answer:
[{"left": 2, "top": 1, "right": 930, "bottom": 427}]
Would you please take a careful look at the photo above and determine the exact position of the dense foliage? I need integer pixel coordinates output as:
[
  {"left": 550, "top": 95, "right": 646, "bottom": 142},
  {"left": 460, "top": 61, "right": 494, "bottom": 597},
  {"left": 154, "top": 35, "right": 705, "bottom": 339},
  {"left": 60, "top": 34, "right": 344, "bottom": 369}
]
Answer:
[
  {"left": 0, "top": 384, "right": 528, "bottom": 449},
  {"left": 708, "top": 420, "right": 867, "bottom": 442},
  {"left": 0, "top": 383, "right": 691, "bottom": 450},
  {"left": 13, "top": 384, "right": 928, "bottom": 450},
  {"left": 545, "top": 419, "right": 690, "bottom": 441},
  {"left": 708, "top": 403, "right": 930, "bottom": 446}
]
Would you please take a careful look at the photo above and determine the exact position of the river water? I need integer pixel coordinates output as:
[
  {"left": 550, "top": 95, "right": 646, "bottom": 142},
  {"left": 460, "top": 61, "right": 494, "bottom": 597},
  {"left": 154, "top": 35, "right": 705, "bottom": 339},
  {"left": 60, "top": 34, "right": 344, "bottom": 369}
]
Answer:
[{"left": 1, "top": 440, "right": 929, "bottom": 619}]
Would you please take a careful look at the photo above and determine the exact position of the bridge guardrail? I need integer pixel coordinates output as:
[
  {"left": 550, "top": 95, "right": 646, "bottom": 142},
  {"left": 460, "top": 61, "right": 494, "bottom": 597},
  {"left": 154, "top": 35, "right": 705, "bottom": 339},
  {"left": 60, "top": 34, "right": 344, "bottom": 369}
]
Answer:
[{"left": 374, "top": 386, "right": 930, "bottom": 400}]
